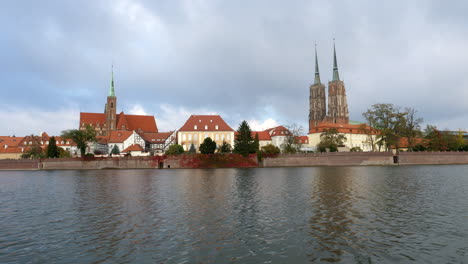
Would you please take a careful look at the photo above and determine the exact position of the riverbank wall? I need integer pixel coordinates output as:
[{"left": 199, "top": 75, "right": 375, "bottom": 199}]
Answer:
[
  {"left": 0, "top": 154, "right": 258, "bottom": 170},
  {"left": 398, "top": 151, "right": 468, "bottom": 165},
  {"left": 1, "top": 152, "right": 468, "bottom": 170},
  {"left": 262, "top": 152, "right": 395, "bottom": 167}
]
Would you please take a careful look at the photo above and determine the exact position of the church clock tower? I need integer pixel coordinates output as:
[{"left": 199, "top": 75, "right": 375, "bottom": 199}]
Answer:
[{"left": 105, "top": 67, "right": 117, "bottom": 136}]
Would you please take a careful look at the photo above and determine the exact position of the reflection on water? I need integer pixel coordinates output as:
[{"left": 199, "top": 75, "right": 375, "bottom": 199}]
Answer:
[{"left": 1, "top": 166, "right": 468, "bottom": 263}]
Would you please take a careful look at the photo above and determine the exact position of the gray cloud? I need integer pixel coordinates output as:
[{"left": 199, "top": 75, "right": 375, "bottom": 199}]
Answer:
[{"left": 0, "top": 0, "right": 467, "bottom": 135}]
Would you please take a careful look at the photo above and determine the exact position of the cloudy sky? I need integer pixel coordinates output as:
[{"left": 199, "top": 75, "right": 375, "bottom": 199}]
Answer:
[{"left": 1, "top": 0, "right": 467, "bottom": 136}]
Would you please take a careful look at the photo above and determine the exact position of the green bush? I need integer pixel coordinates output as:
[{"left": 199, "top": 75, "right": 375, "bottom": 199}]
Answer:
[{"left": 165, "top": 144, "right": 184, "bottom": 155}]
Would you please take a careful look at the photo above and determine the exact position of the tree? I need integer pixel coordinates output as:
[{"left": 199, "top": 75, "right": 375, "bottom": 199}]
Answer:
[
  {"left": 233, "top": 120, "right": 256, "bottom": 157},
  {"left": 165, "top": 144, "right": 184, "bottom": 155},
  {"left": 218, "top": 141, "right": 232, "bottom": 153},
  {"left": 253, "top": 133, "right": 260, "bottom": 153},
  {"left": 46, "top": 136, "right": 59, "bottom": 158},
  {"left": 58, "top": 148, "right": 71, "bottom": 158},
  {"left": 260, "top": 144, "right": 281, "bottom": 156},
  {"left": 21, "top": 146, "right": 45, "bottom": 159},
  {"left": 199, "top": 137, "right": 217, "bottom": 154},
  {"left": 400, "top": 107, "right": 423, "bottom": 151},
  {"left": 61, "top": 125, "right": 96, "bottom": 157},
  {"left": 363, "top": 104, "right": 408, "bottom": 151},
  {"left": 111, "top": 145, "right": 120, "bottom": 155},
  {"left": 317, "top": 128, "right": 346, "bottom": 152},
  {"left": 282, "top": 124, "right": 304, "bottom": 154},
  {"left": 188, "top": 143, "right": 196, "bottom": 153}
]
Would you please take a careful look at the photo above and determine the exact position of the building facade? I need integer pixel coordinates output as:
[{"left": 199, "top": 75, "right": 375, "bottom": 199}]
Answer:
[{"left": 177, "top": 115, "right": 235, "bottom": 152}]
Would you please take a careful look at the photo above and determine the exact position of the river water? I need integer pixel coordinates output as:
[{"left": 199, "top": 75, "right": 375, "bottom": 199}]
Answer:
[{"left": 0, "top": 166, "right": 467, "bottom": 263}]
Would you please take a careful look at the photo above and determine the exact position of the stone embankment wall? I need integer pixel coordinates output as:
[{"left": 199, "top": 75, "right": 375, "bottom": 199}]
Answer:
[
  {"left": 0, "top": 159, "right": 40, "bottom": 170},
  {"left": 164, "top": 154, "right": 258, "bottom": 169},
  {"left": 262, "top": 152, "right": 395, "bottom": 167},
  {"left": 398, "top": 152, "right": 468, "bottom": 165},
  {"left": 41, "top": 157, "right": 160, "bottom": 170}
]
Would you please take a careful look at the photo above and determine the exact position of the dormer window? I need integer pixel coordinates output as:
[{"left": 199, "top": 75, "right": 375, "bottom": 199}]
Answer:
[
  {"left": 215, "top": 125, "right": 218, "bottom": 130},
  {"left": 199, "top": 120, "right": 201, "bottom": 122},
  {"left": 205, "top": 125, "right": 208, "bottom": 130},
  {"left": 152, "top": 139, "right": 155, "bottom": 142},
  {"left": 194, "top": 125, "right": 197, "bottom": 130},
  {"left": 66, "top": 141, "right": 69, "bottom": 144},
  {"left": 46, "top": 141, "right": 49, "bottom": 145},
  {"left": 210, "top": 120, "right": 213, "bottom": 123}
]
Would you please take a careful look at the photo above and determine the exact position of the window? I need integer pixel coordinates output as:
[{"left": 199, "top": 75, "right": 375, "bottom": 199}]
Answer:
[
  {"left": 215, "top": 125, "right": 218, "bottom": 130},
  {"left": 210, "top": 120, "right": 213, "bottom": 122},
  {"left": 199, "top": 120, "right": 201, "bottom": 123},
  {"left": 61, "top": 141, "right": 64, "bottom": 144},
  {"left": 24, "top": 142, "right": 27, "bottom": 145},
  {"left": 215, "top": 134, "right": 219, "bottom": 140},
  {"left": 227, "top": 134, "right": 230, "bottom": 140},
  {"left": 205, "top": 125, "right": 208, "bottom": 130},
  {"left": 194, "top": 125, "right": 197, "bottom": 130},
  {"left": 194, "top": 134, "right": 198, "bottom": 140},
  {"left": 188, "top": 134, "right": 192, "bottom": 140},
  {"left": 46, "top": 141, "right": 49, "bottom": 145},
  {"left": 41, "top": 141, "right": 43, "bottom": 145},
  {"left": 205, "top": 133, "right": 209, "bottom": 139},
  {"left": 182, "top": 134, "right": 186, "bottom": 141},
  {"left": 152, "top": 139, "right": 155, "bottom": 142},
  {"left": 281, "top": 131, "right": 284, "bottom": 135},
  {"left": 29, "top": 141, "right": 32, "bottom": 145}
]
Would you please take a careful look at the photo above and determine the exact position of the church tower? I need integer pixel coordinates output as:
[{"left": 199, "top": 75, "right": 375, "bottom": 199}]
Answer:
[
  {"left": 105, "top": 66, "right": 117, "bottom": 136},
  {"left": 309, "top": 44, "right": 327, "bottom": 131},
  {"left": 326, "top": 42, "right": 349, "bottom": 124}
]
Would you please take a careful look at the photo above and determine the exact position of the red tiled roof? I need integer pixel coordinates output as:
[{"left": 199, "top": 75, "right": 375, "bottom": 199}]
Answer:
[
  {"left": 0, "top": 146, "right": 24, "bottom": 154},
  {"left": 142, "top": 131, "right": 174, "bottom": 143},
  {"left": 296, "top": 136, "right": 309, "bottom": 144},
  {"left": 108, "top": 130, "right": 133, "bottom": 143},
  {"left": 80, "top": 113, "right": 106, "bottom": 126},
  {"left": 80, "top": 112, "right": 158, "bottom": 133},
  {"left": 0, "top": 136, "right": 24, "bottom": 148},
  {"left": 125, "top": 114, "right": 158, "bottom": 133},
  {"left": 121, "top": 144, "right": 144, "bottom": 153},
  {"left": 116, "top": 112, "right": 129, "bottom": 130},
  {"left": 309, "top": 122, "right": 378, "bottom": 135},
  {"left": 179, "top": 115, "right": 234, "bottom": 132},
  {"left": 266, "top": 126, "right": 291, "bottom": 137}
]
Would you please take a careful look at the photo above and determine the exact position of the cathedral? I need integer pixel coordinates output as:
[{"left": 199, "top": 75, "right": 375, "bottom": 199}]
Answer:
[
  {"left": 309, "top": 42, "right": 349, "bottom": 130},
  {"left": 307, "top": 43, "right": 377, "bottom": 151},
  {"left": 79, "top": 69, "right": 158, "bottom": 136}
]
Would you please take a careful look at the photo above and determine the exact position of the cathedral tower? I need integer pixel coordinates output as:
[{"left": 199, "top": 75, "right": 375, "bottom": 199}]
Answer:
[
  {"left": 326, "top": 42, "right": 349, "bottom": 124},
  {"left": 309, "top": 44, "right": 327, "bottom": 131},
  {"left": 105, "top": 67, "right": 117, "bottom": 136}
]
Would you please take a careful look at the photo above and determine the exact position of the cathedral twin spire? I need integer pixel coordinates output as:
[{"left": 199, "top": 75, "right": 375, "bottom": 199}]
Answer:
[
  {"left": 109, "top": 65, "right": 115, "bottom": 97},
  {"left": 313, "top": 40, "right": 340, "bottom": 85}
]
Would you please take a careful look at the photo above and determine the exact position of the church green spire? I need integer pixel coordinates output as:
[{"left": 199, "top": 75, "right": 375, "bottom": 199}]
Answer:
[
  {"left": 109, "top": 65, "right": 115, "bottom": 97},
  {"left": 332, "top": 40, "right": 340, "bottom": 81},
  {"left": 314, "top": 43, "right": 321, "bottom": 85}
]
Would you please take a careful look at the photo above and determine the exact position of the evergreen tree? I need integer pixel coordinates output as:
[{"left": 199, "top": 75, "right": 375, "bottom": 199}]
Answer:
[
  {"left": 188, "top": 143, "right": 196, "bottom": 153},
  {"left": 200, "top": 137, "right": 217, "bottom": 154},
  {"left": 46, "top": 137, "right": 59, "bottom": 158},
  {"left": 111, "top": 145, "right": 120, "bottom": 155},
  {"left": 233, "top": 120, "right": 255, "bottom": 157},
  {"left": 218, "top": 141, "right": 232, "bottom": 153},
  {"left": 253, "top": 133, "right": 260, "bottom": 152}
]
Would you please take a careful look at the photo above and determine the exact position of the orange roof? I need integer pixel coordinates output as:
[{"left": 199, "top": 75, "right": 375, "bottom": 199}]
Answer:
[
  {"left": 80, "top": 112, "right": 158, "bottom": 133},
  {"left": 309, "top": 122, "right": 378, "bottom": 135},
  {"left": 116, "top": 112, "right": 129, "bottom": 129},
  {"left": 125, "top": 114, "right": 158, "bottom": 133},
  {"left": 108, "top": 130, "right": 133, "bottom": 143},
  {"left": 179, "top": 115, "right": 234, "bottom": 132},
  {"left": 0, "top": 146, "right": 24, "bottom": 154},
  {"left": 142, "top": 131, "right": 174, "bottom": 143},
  {"left": 0, "top": 136, "right": 24, "bottom": 148},
  {"left": 121, "top": 144, "right": 144, "bottom": 153},
  {"left": 266, "top": 126, "right": 291, "bottom": 137},
  {"left": 80, "top": 113, "right": 106, "bottom": 126}
]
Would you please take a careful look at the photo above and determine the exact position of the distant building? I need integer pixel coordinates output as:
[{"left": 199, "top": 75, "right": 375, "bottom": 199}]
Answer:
[
  {"left": 79, "top": 68, "right": 158, "bottom": 136},
  {"left": 178, "top": 115, "right": 235, "bottom": 152},
  {"left": 307, "top": 43, "right": 378, "bottom": 151}
]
